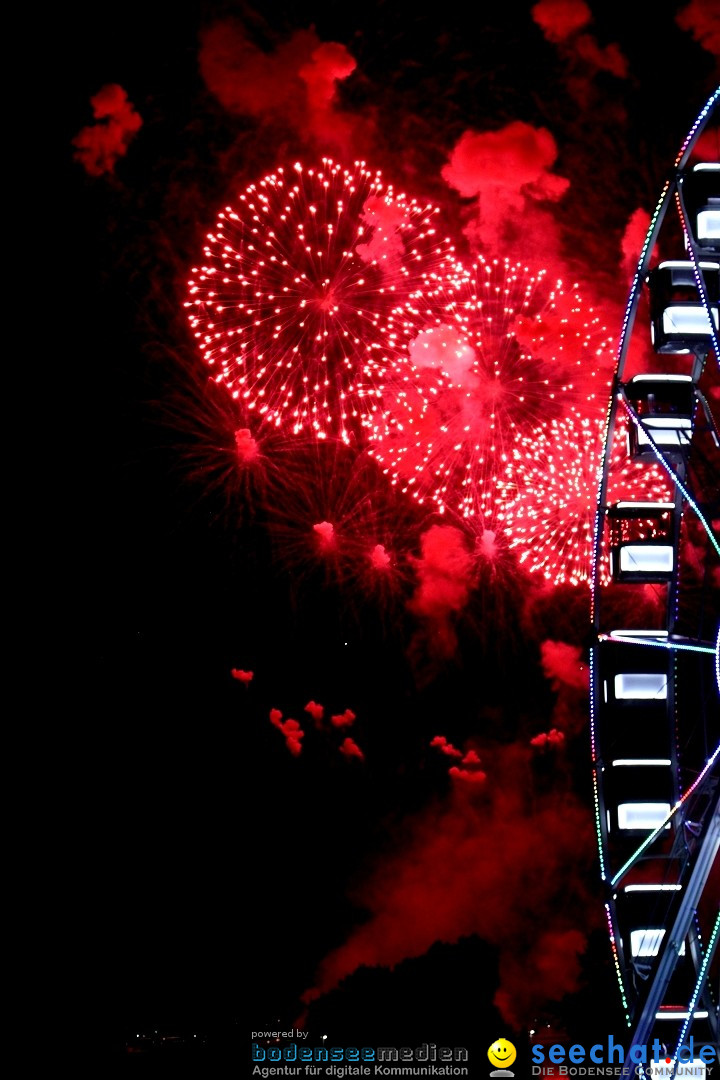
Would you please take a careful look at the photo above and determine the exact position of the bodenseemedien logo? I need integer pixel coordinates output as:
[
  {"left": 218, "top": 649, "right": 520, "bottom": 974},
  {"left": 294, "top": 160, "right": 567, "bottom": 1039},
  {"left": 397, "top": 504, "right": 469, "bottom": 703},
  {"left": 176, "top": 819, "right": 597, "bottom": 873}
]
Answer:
[{"left": 489, "top": 1039, "right": 517, "bottom": 1078}]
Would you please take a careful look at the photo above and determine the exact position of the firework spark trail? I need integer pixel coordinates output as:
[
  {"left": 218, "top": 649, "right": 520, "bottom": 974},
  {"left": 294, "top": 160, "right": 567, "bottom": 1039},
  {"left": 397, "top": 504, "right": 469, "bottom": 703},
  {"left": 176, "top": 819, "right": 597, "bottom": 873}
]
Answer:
[
  {"left": 228, "top": 436, "right": 430, "bottom": 633},
  {"left": 498, "top": 413, "right": 673, "bottom": 587},
  {"left": 183, "top": 166, "right": 659, "bottom": 596},
  {"left": 368, "top": 256, "right": 615, "bottom": 528},
  {"left": 185, "top": 158, "right": 456, "bottom": 445}
]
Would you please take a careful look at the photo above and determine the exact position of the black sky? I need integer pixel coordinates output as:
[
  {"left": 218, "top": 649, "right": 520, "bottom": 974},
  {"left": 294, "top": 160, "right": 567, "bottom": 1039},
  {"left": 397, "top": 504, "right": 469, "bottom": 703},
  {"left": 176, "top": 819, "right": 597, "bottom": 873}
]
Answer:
[{"left": 56, "top": 1, "right": 719, "bottom": 1070}]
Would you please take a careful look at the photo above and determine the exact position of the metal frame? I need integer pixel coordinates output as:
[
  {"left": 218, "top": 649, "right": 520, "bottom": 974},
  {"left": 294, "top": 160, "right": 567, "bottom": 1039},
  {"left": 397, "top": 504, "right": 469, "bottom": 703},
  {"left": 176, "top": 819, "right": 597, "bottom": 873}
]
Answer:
[{"left": 589, "top": 88, "right": 720, "bottom": 1066}]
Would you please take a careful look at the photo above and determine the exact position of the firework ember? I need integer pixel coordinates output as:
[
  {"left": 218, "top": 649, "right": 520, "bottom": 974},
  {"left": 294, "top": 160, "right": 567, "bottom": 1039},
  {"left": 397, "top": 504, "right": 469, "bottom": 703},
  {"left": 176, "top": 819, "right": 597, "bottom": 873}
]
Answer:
[
  {"left": 185, "top": 158, "right": 456, "bottom": 445},
  {"left": 498, "top": 413, "right": 673, "bottom": 586},
  {"left": 367, "top": 256, "right": 615, "bottom": 525}
]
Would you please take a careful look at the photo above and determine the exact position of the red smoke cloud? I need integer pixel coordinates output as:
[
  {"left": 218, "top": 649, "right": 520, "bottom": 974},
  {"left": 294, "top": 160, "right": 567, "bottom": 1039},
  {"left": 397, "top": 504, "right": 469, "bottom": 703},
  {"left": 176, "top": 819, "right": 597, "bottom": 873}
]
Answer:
[
  {"left": 432, "top": 740, "right": 487, "bottom": 783},
  {"left": 620, "top": 208, "right": 653, "bottom": 283},
  {"left": 304, "top": 701, "right": 325, "bottom": 725},
  {"left": 430, "top": 736, "right": 463, "bottom": 760},
  {"left": 330, "top": 709, "right": 357, "bottom": 729},
  {"left": 313, "top": 521, "right": 337, "bottom": 551},
  {"left": 540, "top": 640, "right": 588, "bottom": 693},
  {"left": 494, "top": 928, "right": 586, "bottom": 1027},
  {"left": 198, "top": 21, "right": 362, "bottom": 151},
  {"left": 539, "top": 640, "right": 589, "bottom": 736},
  {"left": 573, "top": 35, "right": 628, "bottom": 79},
  {"left": 235, "top": 429, "right": 260, "bottom": 465},
  {"left": 370, "top": 544, "right": 392, "bottom": 571},
  {"left": 199, "top": 23, "right": 317, "bottom": 116},
  {"left": 442, "top": 121, "right": 569, "bottom": 203},
  {"left": 447, "top": 766, "right": 487, "bottom": 785},
  {"left": 300, "top": 42, "right": 356, "bottom": 110},
  {"left": 339, "top": 737, "right": 365, "bottom": 762},
  {"left": 530, "top": 728, "right": 566, "bottom": 750},
  {"left": 72, "top": 84, "right": 142, "bottom": 177},
  {"left": 531, "top": 1, "right": 627, "bottom": 111},
  {"left": 231, "top": 668, "right": 254, "bottom": 684},
  {"left": 408, "top": 525, "right": 476, "bottom": 660},
  {"left": 300, "top": 42, "right": 357, "bottom": 144},
  {"left": 676, "top": 0, "right": 720, "bottom": 56},
  {"left": 442, "top": 121, "right": 570, "bottom": 262},
  {"left": 269, "top": 708, "right": 305, "bottom": 756},
  {"left": 302, "top": 742, "right": 597, "bottom": 1027},
  {"left": 449, "top": 749, "right": 487, "bottom": 785},
  {"left": 531, "top": 0, "right": 591, "bottom": 42},
  {"left": 531, "top": 0, "right": 628, "bottom": 76}
]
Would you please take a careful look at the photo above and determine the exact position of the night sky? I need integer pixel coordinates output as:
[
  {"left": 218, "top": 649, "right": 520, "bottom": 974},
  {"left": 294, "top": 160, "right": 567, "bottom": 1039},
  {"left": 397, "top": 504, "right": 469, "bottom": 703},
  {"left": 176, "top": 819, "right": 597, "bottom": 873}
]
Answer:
[{"left": 58, "top": 1, "right": 719, "bottom": 1071}]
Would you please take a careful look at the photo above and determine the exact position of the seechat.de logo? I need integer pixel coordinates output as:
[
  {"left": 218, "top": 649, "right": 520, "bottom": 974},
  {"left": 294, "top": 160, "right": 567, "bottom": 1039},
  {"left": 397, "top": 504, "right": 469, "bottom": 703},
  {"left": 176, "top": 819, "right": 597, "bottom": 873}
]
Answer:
[{"left": 489, "top": 1038, "right": 517, "bottom": 1077}]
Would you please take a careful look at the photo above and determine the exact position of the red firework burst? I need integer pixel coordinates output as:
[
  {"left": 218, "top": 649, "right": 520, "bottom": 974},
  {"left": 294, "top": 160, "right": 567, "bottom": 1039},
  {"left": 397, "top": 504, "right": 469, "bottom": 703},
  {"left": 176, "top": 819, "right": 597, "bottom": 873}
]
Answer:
[
  {"left": 184, "top": 158, "right": 457, "bottom": 445},
  {"left": 259, "top": 440, "right": 428, "bottom": 619},
  {"left": 498, "top": 414, "right": 673, "bottom": 587},
  {"left": 366, "top": 256, "right": 615, "bottom": 524},
  {"left": 154, "top": 355, "right": 315, "bottom": 527}
]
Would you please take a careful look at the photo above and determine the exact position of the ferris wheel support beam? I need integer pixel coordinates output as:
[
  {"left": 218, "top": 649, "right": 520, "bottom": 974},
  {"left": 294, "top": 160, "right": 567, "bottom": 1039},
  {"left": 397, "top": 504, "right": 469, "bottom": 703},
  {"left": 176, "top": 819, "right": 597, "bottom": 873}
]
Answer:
[{"left": 619, "top": 782, "right": 720, "bottom": 1075}]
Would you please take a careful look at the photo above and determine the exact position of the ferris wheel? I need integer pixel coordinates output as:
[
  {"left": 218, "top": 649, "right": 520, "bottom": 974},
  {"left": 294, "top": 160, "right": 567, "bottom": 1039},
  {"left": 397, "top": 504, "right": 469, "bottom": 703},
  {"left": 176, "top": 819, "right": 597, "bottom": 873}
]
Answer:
[{"left": 589, "top": 87, "right": 720, "bottom": 1069}]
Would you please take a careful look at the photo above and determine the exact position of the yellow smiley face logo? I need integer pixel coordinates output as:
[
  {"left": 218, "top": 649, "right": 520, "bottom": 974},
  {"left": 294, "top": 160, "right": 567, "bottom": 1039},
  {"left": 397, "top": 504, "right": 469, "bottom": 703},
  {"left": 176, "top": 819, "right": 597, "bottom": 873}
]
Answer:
[{"left": 488, "top": 1039, "right": 517, "bottom": 1069}]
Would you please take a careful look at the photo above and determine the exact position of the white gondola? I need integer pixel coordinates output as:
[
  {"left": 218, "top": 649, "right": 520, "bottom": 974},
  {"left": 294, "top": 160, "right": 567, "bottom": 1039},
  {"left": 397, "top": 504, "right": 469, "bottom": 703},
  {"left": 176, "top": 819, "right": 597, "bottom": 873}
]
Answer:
[
  {"left": 646, "top": 260, "right": 719, "bottom": 353},
  {"left": 680, "top": 162, "right": 720, "bottom": 256},
  {"left": 607, "top": 501, "right": 676, "bottom": 582},
  {"left": 623, "top": 373, "right": 696, "bottom": 459}
]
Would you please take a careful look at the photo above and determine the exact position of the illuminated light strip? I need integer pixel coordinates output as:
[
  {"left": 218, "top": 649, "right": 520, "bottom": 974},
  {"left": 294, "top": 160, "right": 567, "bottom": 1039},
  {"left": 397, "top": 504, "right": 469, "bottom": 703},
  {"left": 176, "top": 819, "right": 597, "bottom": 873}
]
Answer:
[
  {"left": 670, "top": 911, "right": 719, "bottom": 1064},
  {"left": 624, "top": 884, "right": 681, "bottom": 893},
  {"left": 612, "top": 759, "right": 672, "bottom": 766},
  {"left": 605, "top": 901, "right": 631, "bottom": 1023},
  {"left": 673, "top": 88, "right": 720, "bottom": 167},
  {"left": 657, "top": 1010, "right": 709, "bottom": 1020},
  {"left": 672, "top": 644, "right": 683, "bottom": 801},
  {"left": 601, "top": 633, "right": 716, "bottom": 656},
  {"left": 610, "top": 741, "right": 720, "bottom": 887},
  {"left": 715, "top": 625, "right": 719, "bottom": 696},
  {"left": 589, "top": 649, "right": 608, "bottom": 881},
  {"left": 619, "top": 398, "right": 720, "bottom": 558},
  {"left": 616, "top": 184, "right": 671, "bottom": 369},
  {"left": 590, "top": 648, "right": 598, "bottom": 761},
  {"left": 592, "top": 768, "right": 607, "bottom": 882}
]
